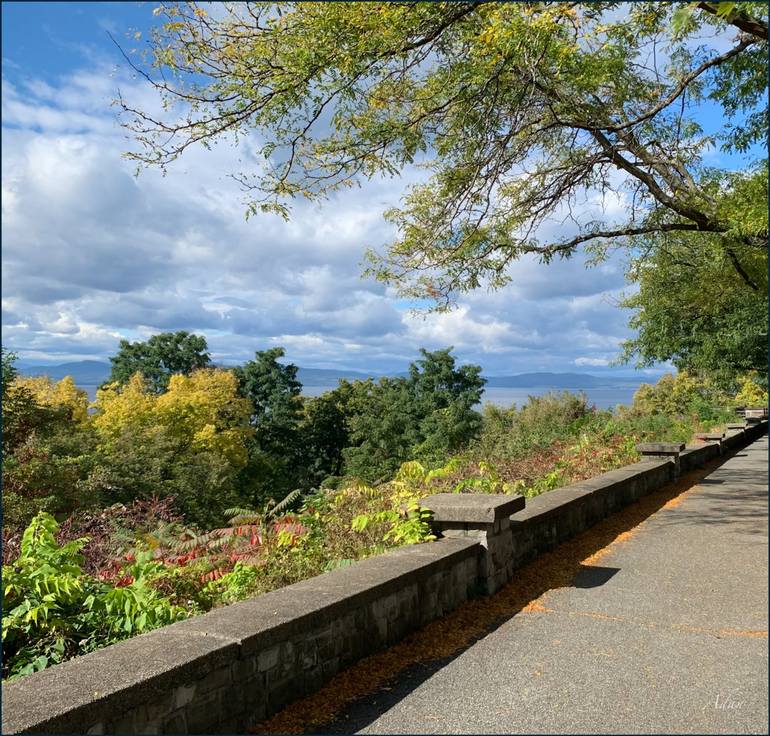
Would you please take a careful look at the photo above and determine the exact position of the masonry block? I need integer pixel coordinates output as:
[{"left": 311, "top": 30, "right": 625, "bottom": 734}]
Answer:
[
  {"left": 636, "top": 442, "right": 685, "bottom": 476},
  {"left": 420, "top": 493, "right": 524, "bottom": 593},
  {"left": 694, "top": 432, "right": 725, "bottom": 454}
]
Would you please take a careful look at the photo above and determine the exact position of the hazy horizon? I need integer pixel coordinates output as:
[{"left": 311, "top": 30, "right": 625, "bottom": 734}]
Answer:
[{"left": 13, "top": 355, "right": 660, "bottom": 381}]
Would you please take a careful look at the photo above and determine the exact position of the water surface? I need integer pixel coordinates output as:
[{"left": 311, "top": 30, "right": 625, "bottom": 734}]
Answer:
[{"left": 82, "top": 384, "right": 639, "bottom": 410}]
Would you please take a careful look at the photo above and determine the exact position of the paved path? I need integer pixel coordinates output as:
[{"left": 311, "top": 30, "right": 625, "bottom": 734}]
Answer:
[{"left": 331, "top": 436, "right": 769, "bottom": 734}]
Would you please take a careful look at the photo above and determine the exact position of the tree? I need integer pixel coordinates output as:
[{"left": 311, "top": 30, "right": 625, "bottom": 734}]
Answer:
[
  {"left": 298, "top": 391, "right": 350, "bottom": 488},
  {"left": 11, "top": 376, "right": 89, "bottom": 423},
  {"left": 342, "top": 348, "right": 485, "bottom": 482},
  {"left": 106, "top": 331, "right": 211, "bottom": 393},
  {"left": 628, "top": 371, "right": 734, "bottom": 423},
  {"left": 118, "top": 2, "right": 767, "bottom": 306},
  {"left": 409, "top": 348, "right": 486, "bottom": 459},
  {"left": 83, "top": 422, "right": 243, "bottom": 527},
  {"left": 2, "top": 347, "right": 19, "bottom": 396},
  {"left": 234, "top": 348, "right": 303, "bottom": 438},
  {"left": 2, "top": 354, "right": 99, "bottom": 528},
  {"left": 94, "top": 369, "right": 253, "bottom": 462},
  {"left": 91, "top": 368, "right": 253, "bottom": 524},
  {"left": 156, "top": 369, "right": 254, "bottom": 467},
  {"left": 2, "top": 351, "right": 49, "bottom": 456},
  {"left": 234, "top": 348, "right": 305, "bottom": 504},
  {"left": 2, "top": 426, "right": 99, "bottom": 529},
  {"left": 619, "top": 223, "right": 768, "bottom": 383},
  {"left": 734, "top": 372, "right": 769, "bottom": 406},
  {"left": 342, "top": 377, "right": 422, "bottom": 483}
]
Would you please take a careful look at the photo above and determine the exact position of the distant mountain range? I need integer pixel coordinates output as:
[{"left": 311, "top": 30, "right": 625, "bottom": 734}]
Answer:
[
  {"left": 18, "top": 360, "right": 642, "bottom": 389},
  {"left": 483, "top": 372, "right": 640, "bottom": 388},
  {"left": 18, "top": 360, "right": 113, "bottom": 384}
]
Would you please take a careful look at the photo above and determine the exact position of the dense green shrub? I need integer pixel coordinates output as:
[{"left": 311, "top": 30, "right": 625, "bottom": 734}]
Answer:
[
  {"left": 2, "top": 513, "right": 187, "bottom": 680},
  {"left": 473, "top": 391, "right": 592, "bottom": 460},
  {"left": 2, "top": 428, "right": 99, "bottom": 529}
]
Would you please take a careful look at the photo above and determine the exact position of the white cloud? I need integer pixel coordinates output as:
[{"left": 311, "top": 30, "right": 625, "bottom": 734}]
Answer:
[
  {"left": 1, "top": 60, "right": 654, "bottom": 377},
  {"left": 574, "top": 357, "right": 611, "bottom": 367}
]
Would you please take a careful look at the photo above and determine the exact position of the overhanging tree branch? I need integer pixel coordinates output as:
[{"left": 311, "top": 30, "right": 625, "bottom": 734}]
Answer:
[
  {"left": 697, "top": 2, "right": 768, "bottom": 40},
  {"left": 603, "top": 36, "right": 758, "bottom": 133},
  {"left": 538, "top": 222, "right": 709, "bottom": 256}
]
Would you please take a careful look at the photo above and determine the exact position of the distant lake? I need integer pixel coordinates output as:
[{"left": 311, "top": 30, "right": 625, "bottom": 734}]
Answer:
[
  {"left": 297, "top": 385, "right": 639, "bottom": 410},
  {"left": 477, "top": 386, "right": 637, "bottom": 410},
  {"left": 82, "top": 383, "right": 638, "bottom": 410}
]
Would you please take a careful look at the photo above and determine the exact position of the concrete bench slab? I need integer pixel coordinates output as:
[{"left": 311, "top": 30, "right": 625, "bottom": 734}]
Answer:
[
  {"left": 744, "top": 408, "right": 768, "bottom": 420},
  {"left": 420, "top": 493, "right": 525, "bottom": 524},
  {"left": 636, "top": 442, "right": 685, "bottom": 456}
]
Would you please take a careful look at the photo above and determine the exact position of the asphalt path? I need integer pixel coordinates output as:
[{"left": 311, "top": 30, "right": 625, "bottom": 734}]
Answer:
[{"left": 329, "top": 436, "right": 769, "bottom": 734}]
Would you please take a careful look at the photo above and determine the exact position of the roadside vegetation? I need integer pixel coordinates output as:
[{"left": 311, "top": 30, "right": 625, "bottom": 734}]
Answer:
[
  {"left": 5, "top": 0, "right": 767, "bottom": 682},
  {"left": 2, "top": 336, "right": 764, "bottom": 680}
]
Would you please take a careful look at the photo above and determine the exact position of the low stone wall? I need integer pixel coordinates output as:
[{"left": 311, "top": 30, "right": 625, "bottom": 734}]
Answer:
[
  {"left": 3, "top": 538, "right": 480, "bottom": 734},
  {"left": 3, "top": 421, "right": 765, "bottom": 734},
  {"left": 507, "top": 457, "right": 674, "bottom": 570}
]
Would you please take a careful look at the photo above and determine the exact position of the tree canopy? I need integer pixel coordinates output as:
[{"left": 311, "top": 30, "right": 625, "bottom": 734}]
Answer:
[
  {"left": 620, "top": 223, "right": 768, "bottom": 382},
  {"left": 107, "top": 331, "right": 211, "bottom": 392},
  {"left": 119, "top": 1, "right": 767, "bottom": 305},
  {"left": 341, "top": 348, "right": 485, "bottom": 481},
  {"left": 234, "top": 348, "right": 305, "bottom": 504}
]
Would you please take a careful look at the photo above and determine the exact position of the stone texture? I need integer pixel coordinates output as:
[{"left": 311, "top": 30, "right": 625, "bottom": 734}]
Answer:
[
  {"left": 636, "top": 442, "right": 685, "bottom": 455},
  {"left": 636, "top": 443, "right": 685, "bottom": 475},
  {"left": 420, "top": 493, "right": 525, "bottom": 524},
  {"left": 1, "top": 627, "right": 237, "bottom": 734},
  {"left": 420, "top": 494, "right": 525, "bottom": 594}
]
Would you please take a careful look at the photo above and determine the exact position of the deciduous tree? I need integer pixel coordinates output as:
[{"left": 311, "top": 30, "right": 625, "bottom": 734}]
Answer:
[
  {"left": 234, "top": 348, "right": 305, "bottom": 504},
  {"left": 118, "top": 2, "right": 767, "bottom": 305},
  {"left": 106, "top": 331, "right": 211, "bottom": 393}
]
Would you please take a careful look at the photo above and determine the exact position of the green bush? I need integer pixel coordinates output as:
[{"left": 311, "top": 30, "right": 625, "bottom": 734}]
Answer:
[
  {"left": 474, "top": 391, "right": 592, "bottom": 459},
  {"left": 2, "top": 513, "right": 187, "bottom": 680}
]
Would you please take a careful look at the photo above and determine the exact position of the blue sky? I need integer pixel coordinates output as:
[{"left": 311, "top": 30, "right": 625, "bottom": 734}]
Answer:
[{"left": 0, "top": 2, "right": 745, "bottom": 376}]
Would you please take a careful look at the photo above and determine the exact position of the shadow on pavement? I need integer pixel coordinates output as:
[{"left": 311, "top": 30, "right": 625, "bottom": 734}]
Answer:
[{"left": 249, "top": 442, "right": 762, "bottom": 735}]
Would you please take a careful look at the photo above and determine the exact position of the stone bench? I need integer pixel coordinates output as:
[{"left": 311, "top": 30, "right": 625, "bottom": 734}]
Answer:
[
  {"left": 420, "top": 493, "right": 525, "bottom": 594},
  {"left": 635, "top": 442, "right": 685, "bottom": 475},
  {"left": 744, "top": 408, "right": 768, "bottom": 424},
  {"left": 694, "top": 432, "right": 725, "bottom": 453}
]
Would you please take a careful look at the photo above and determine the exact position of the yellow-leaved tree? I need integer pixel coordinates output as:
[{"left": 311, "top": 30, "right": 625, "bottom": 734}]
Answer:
[
  {"left": 155, "top": 369, "right": 254, "bottom": 467},
  {"left": 91, "top": 373, "right": 156, "bottom": 443},
  {"left": 89, "top": 369, "right": 254, "bottom": 525},
  {"left": 12, "top": 375, "right": 89, "bottom": 423},
  {"left": 92, "top": 369, "right": 253, "bottom": 469},
  {"left": 734, "top": 373, "right": 769, "bottom": 407}
]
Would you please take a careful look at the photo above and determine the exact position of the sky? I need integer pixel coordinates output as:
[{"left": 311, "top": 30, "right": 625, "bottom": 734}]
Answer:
[{"left": 0, "top": 2, "right": 743, "bottom": 377}]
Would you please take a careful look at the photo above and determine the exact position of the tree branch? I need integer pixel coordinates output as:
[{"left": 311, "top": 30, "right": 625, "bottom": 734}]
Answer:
[
  {"left": 697, "top": 2, "right": 768, "bottom": 40},
  {"left": 604, "top": 36, "right": 757, "bottom": 133},
  {"left": 538, "top": 222, "right": 710, "bottom": 256},
  {"left": 724, "top": 247, "right": 760, "bottom": 290}
]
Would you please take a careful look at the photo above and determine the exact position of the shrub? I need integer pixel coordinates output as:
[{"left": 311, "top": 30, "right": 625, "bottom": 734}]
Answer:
[
  {"left": 474, "top": 391, "right": 592, "bottom": 460},
  {"left": 2, "top": 513, "right": 187, "bottom": 680}
]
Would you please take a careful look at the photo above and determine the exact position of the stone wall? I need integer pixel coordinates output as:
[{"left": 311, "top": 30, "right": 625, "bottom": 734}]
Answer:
[
  {"left": 3, "top": 421, "right": 765, "bottom": 734},
  {"left": 507, "top": 457, "right": 674, "bottom": 570},
  {"left": 3, "top": 538, "right": 480, "bottom": 734}
]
